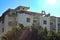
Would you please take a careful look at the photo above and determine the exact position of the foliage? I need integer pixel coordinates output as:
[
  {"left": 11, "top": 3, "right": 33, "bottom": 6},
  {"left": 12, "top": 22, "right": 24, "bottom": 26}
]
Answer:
[
  {"left": 1, "top": 23, "right": 60, "bottom": 40},
  {"left": 31, "top": 23, "right": 60, "bottom": 40},
  {"left": 1, "top": 27, "right": 22, "bottom": 40}
]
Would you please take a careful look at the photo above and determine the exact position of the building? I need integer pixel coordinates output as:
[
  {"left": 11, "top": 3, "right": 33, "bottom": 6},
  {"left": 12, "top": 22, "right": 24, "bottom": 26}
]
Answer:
[{"left": 0, "top": 6, "right": 60, "bottom": 36}]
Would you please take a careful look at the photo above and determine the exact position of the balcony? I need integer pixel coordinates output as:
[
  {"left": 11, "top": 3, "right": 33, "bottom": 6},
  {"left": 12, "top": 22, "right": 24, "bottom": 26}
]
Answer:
[
  {"left": 8, "top": 13, "right": 17, "bottom": 17},
  {"left": 8, "top": 21, "right": 17, "bottom": 26},
  {"left": 8, "top": 17, "right": 16, "bottom": 21}
]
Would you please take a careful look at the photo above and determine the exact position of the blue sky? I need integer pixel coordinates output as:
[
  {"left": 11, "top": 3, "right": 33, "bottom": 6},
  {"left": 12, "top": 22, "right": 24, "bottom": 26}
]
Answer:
[{"left": 0, "top": 0, "right": 60, "bottom": 17}]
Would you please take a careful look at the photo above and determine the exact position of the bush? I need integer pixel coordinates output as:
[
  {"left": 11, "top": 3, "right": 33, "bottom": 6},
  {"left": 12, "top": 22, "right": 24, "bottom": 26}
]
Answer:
[{"left": 1, "top": 23, "right": 60, "bottom": 40}]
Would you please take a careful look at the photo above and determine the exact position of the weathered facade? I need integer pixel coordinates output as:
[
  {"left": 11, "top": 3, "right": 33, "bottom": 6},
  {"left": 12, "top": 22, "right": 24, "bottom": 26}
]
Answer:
[{"left": 0, "top": 6, "right": 60, "bottom": 37}]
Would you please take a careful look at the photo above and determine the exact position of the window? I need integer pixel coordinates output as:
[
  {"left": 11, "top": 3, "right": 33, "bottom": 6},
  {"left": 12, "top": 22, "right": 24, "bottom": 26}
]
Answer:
[
  {"left": 33, "top": 20, "right": 37, "bottom": 23},
  {"left": 43, "top": 20, "right": 47, "bottom": 24},
  {"left": 58, "top": 23, "right": 60, "bottom": 26},
  {"left": 8, "top": 13, "right": 17, "bottom": 16},
  {"left": 20, "top": 11, "right": 24, "bottom": 13},
  {"left": 58, "top": 23, "right": 60, "bottom": 30},
  {"left": 27, "top": 18, "right": 30, "bottom": 22},
  {"left": 23, "top": 8, "right": 24, "bottom": 10},
  {"left": 8, "top": 21, "right": 17, "bottom": 26},
  {"left": 12, "top": 13, "right": 15, "bottom": 15},
  {"left": 50, "top": 22, "right": 53, "bottom": 25},
  {"left": 12, "top": 13, "right": 17, "bottom": 16},
  {"left": 2, "top": 28, "right": 4, "bottom": 32}
]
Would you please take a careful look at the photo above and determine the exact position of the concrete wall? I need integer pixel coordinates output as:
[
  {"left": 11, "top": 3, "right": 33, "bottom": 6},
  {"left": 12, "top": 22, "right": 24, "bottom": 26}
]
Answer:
[
  {"left": 0, "top": 22, "right": 2, "bottom": 34},
  {"left": 17, "top": 13, "right": 33, "bottom": 27},
  {"left": 0, "top": 21, "right": 3, "bottom": 36},
  {"left": 4, "top": 15, "right": 9, "bottom": 34},
  {"left": 0, "top": 15, "right": 9, "bottom": 36},
  {"left": 39, "top": 16, "right": 50, "bottom": 31},
  {"left": 50, "top": 16, "right": 56, "bottom": 31}
]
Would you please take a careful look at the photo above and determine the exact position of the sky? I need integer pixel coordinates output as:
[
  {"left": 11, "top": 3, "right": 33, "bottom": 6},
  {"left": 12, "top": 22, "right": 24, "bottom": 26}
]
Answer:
[{"left": 0, "top": 0, "right": 60, "bottom": 17}]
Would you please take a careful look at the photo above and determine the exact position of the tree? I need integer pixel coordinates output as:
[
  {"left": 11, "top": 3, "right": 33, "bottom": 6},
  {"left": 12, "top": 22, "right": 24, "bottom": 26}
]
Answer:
[
  {"left": 1, "top": 27, "right": 22, "bottom": 40},
  {"left": 19, "top": 24, "right": 24, "bottom": 29}
]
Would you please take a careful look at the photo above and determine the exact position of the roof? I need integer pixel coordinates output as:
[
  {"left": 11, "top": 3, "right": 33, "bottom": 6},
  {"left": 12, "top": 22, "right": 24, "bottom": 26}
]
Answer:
[
  {"left": 0, "top": 8, "right": 13, "bottom": 23},
  {"left": 15, "top": 6, "right": 30, "bottom": 10},
  {"left": 17, "top": 10, "right": 44, "bottom": 16},
  {"left": 0, "top": 6, "right": 44, "bottom": 23}
]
